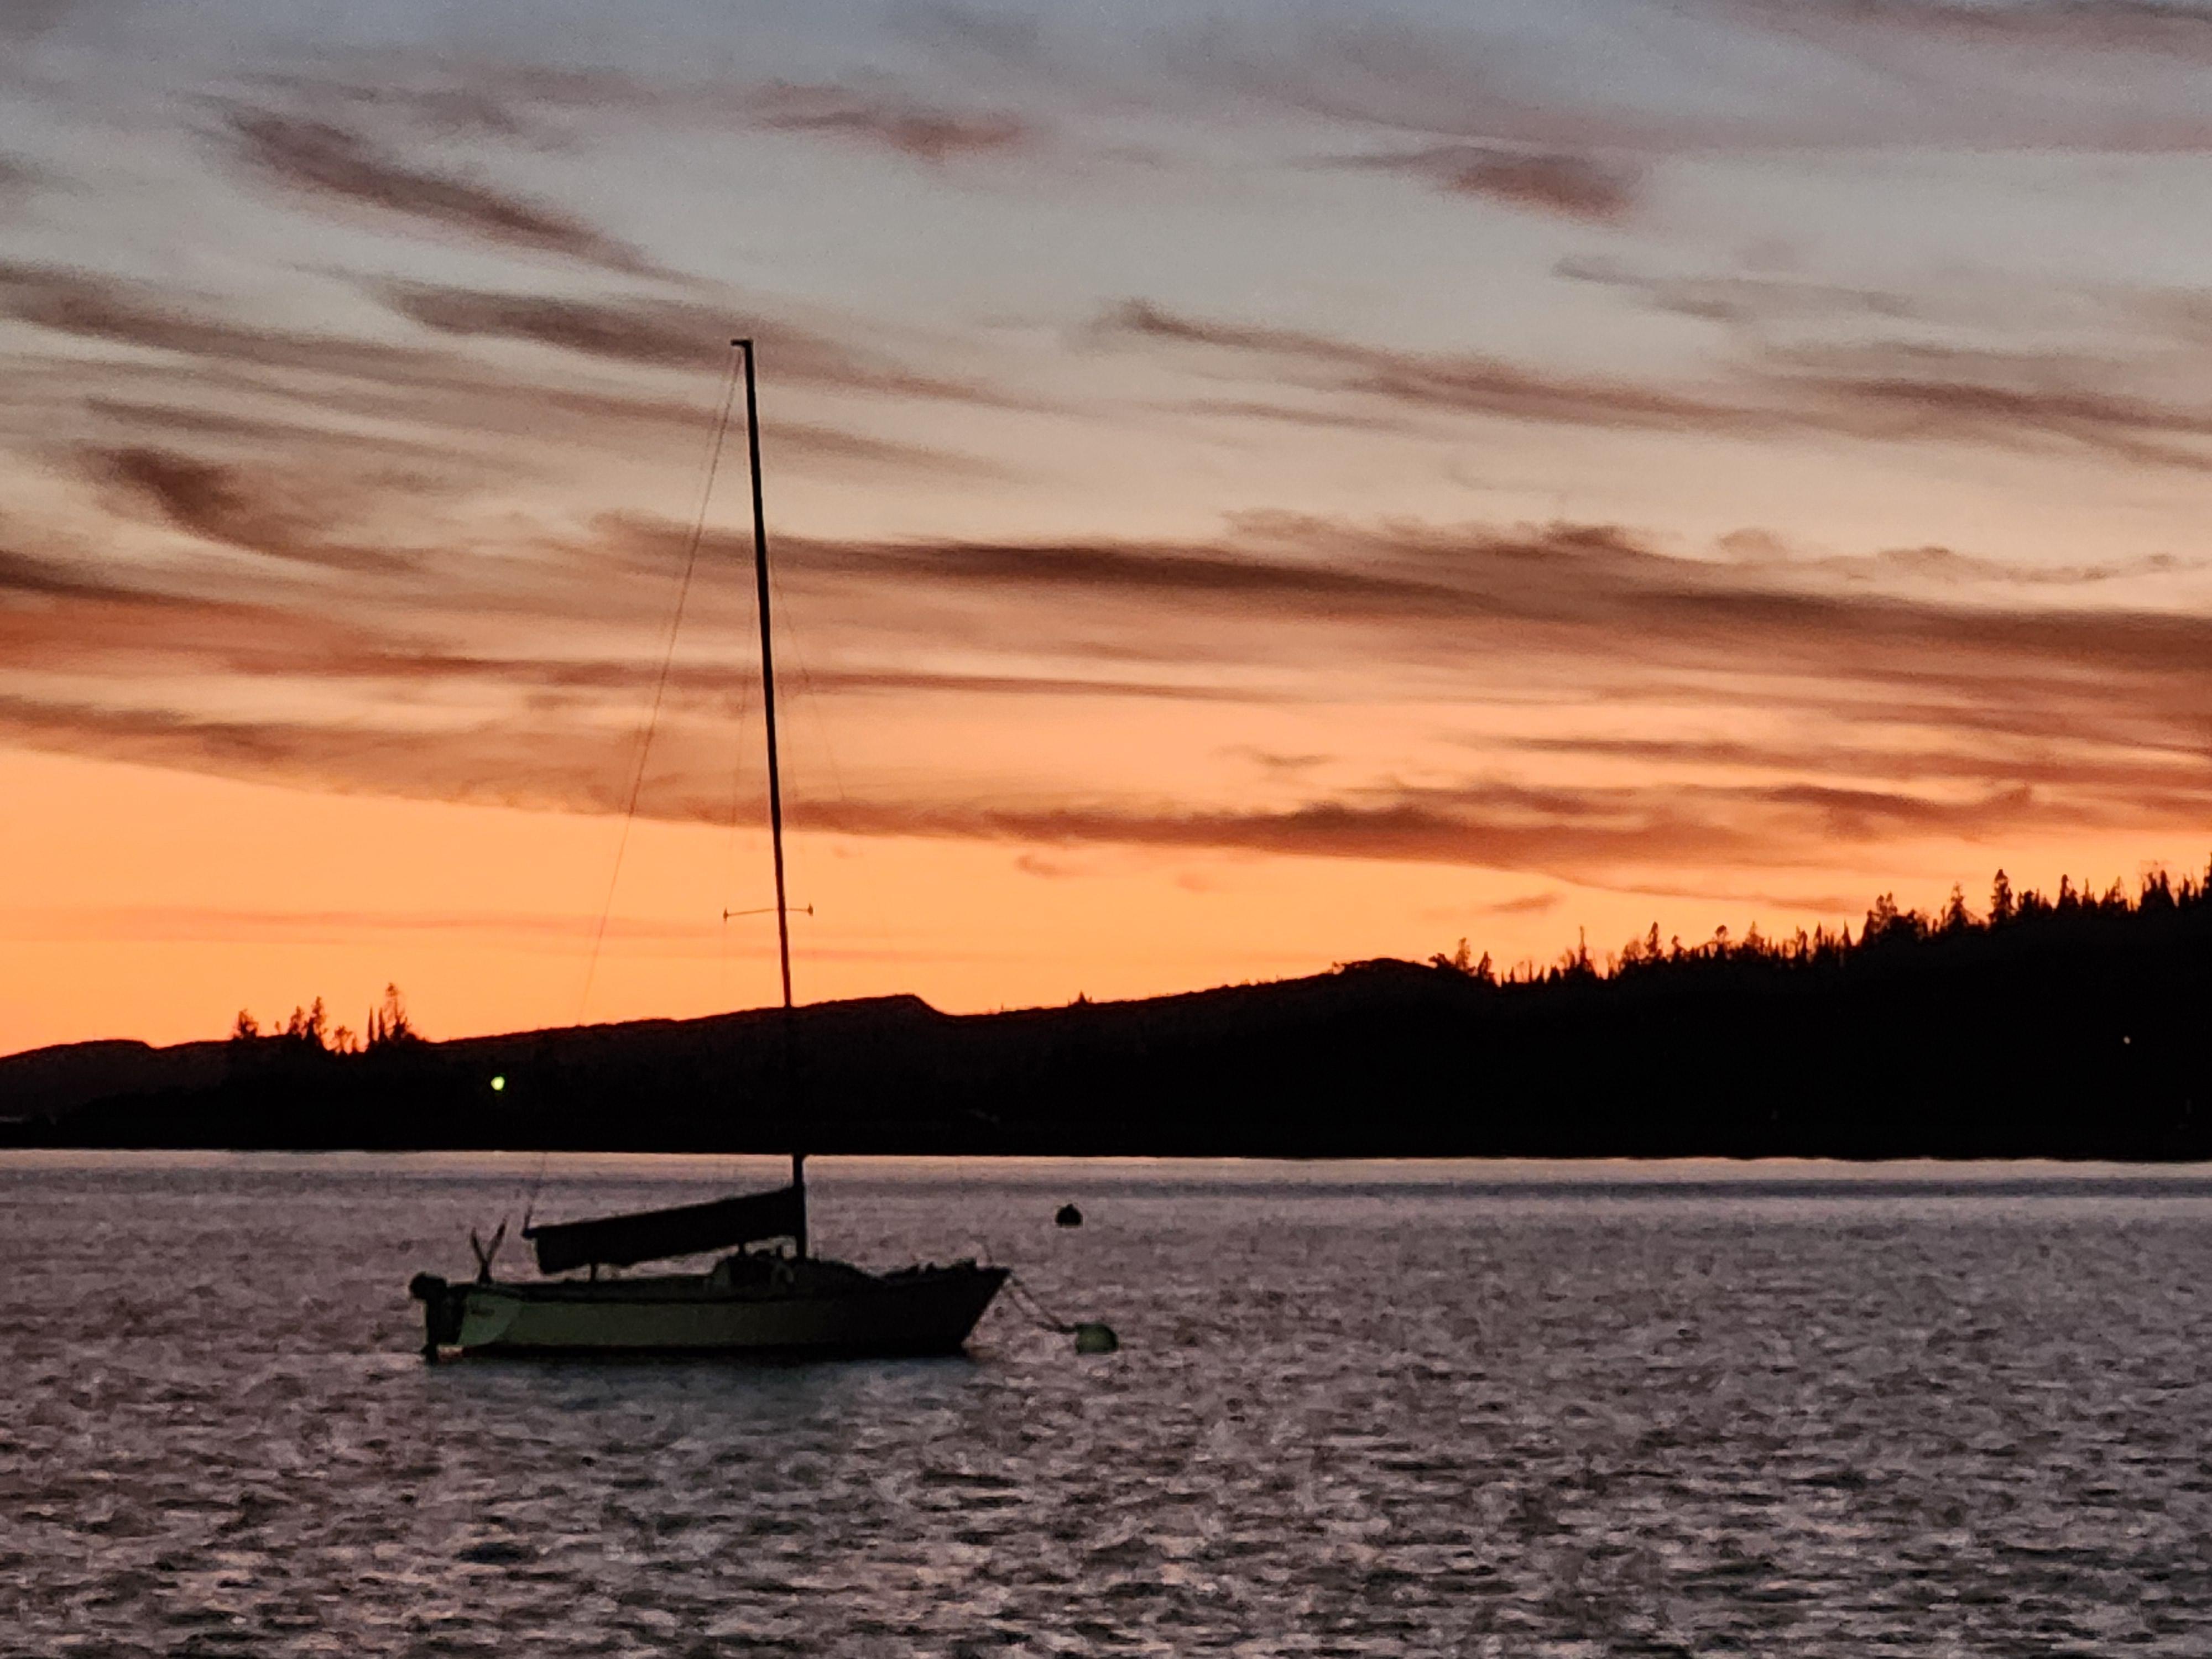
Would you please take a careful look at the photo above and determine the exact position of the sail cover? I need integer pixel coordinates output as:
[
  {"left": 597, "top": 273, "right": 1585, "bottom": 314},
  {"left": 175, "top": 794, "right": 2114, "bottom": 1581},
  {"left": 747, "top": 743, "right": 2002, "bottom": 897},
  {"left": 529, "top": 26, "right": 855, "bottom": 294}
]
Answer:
[{"left": 526, "top": 1185, "right": 804, "bottom": 1274}]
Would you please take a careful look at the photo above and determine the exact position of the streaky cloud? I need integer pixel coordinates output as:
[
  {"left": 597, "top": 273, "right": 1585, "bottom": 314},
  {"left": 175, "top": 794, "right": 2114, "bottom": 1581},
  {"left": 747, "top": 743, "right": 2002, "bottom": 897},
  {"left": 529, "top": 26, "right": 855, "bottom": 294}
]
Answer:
[
  {"left": 223, "top": 108, "right": 651, "bottom": 274},
  {"left": 1765, "top": 541, "right": 2200, "bottom": 588},
  {"left": 749, "top": 82, "right": 1034, "bottom": 163},
  {"left": 1715, "top": 0, "right": 2212, "bottom": 61},
  {"left": 378, "top": 281, "right": 1025, "bottom": 408},
  {"left": 1506, "top": 733, "right": 2212, "bottom": 798},
  {"left": 784, "top": 774, "right": 2169, "bottom": 873},
  {"left": 1109, "top": 298, "right": 2212, "bottom": 471},
  {"left": 0, "top": 263, "right": 994, "bottom": 491},
  {"left": 10, "top": 507, "right": 2212, "bottom": 883},
  {"left": 1343, "top": 145, "right": 1638, "bottom": 221},
  {"left": 0, "top": 258, "right": 454, "bottom": 380},
  {"left": 13, "top": 671, "right": 2161, "bottom": 876},
  {"left": 1480, "top": 891, "right": 1563, "bottom": 915},
  {"left": 0, "top": 542, "right": 150, "bottom": 602},
  {"left": 1555, "top": 255, "right": 1918, "bottom": 327},
  {"left": 91, "top": 446, "right": 415, "bottom": 574},
  {"left": 1105, "top": 300, "right": 1738, "bottom": 431},
  {"left": 1773, "top": 340, "right": 2212, "bottom": 472},
  {"left": 381, "top": 283, "right": 733, "bottom": 371},
  {"left": 1151, "top": 9, "right": 2212, "bottom": 156}
]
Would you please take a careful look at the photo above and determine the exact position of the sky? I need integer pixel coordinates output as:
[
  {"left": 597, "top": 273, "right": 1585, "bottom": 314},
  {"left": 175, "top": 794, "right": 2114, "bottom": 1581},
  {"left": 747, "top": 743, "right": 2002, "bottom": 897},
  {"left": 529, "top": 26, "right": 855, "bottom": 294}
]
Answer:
[{"left": 7, "top": 0, "right": 2212, "bottom": 1053}]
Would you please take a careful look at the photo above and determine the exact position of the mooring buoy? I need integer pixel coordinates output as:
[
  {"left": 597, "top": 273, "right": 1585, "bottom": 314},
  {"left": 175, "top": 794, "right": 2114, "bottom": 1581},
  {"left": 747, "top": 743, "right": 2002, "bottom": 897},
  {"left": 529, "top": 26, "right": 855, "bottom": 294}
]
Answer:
[
  {"left": 1056, "top": 1203, "right": 1083, "bottom": 1227},
  {"left": 1073, "top": 1321, "right": 1119, "bottom": 1354}
]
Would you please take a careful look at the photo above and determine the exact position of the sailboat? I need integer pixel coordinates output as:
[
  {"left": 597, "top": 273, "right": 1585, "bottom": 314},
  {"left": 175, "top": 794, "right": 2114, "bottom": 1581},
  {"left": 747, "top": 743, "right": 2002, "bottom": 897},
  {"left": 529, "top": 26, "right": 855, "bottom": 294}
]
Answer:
[{"left": 408, "top": 339, "right": 1007, "bottom": 1360}]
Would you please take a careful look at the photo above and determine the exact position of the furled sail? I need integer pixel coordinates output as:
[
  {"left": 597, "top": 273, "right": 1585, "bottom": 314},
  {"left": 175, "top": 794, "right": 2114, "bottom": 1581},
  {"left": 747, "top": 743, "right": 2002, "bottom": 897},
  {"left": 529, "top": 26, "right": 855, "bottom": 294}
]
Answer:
[{"left": 525, "top": 1185, "right": 804, "bottom": 1275}]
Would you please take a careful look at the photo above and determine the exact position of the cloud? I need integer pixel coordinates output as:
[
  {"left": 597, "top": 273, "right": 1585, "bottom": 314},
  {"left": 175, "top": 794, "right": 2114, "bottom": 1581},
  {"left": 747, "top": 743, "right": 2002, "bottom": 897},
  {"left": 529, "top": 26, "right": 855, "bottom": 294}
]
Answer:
[
  {"left": 242, "top": 74, "right": 547, "bottom": 143},
  {"left": 1715, "top": 0, "right": 2212, "bottom": 62},
  {"left": 11, "top": 500, "right": 2212, "bottom": 883},
  {"left": 0, "top": 527, "right": 1284, "bottom": 719},
  {"left": 1107, "top": 299, "right": 2212, "bottom": 472},
  {"left": 775, "top": 523, "right": 1462, "bottom": 607},
  {"left": 0, "top": 542, "right": 146, "bottom": 602},
  {"left": 1345, "top": 146, "right": 1638, "bottom": 221},
  {"left": 1555, "top": 256, "right": 1917, "bottom": 327},
  {"left": 749, "top": 82, "right": 1034, "bottom": 163},
  {"left": 0, "top": 259, "right": 461, "bottom": 387},
  {"left": 1173, "top": 397, "right": 1421, "bottom": 435},
  {"left": 798, "top": 667, "right": 1273, "bottom": 703},
  {"left": 81, "top": 397, "right": 437, "bottom": 456},
  {"left": 381, "top": 284, "right": 727, "bottom": 371},
  {"left": 91, "top": 446, "right": 415, "bottom": 573},
  {"left": 223, "top": 109, "right": 650, "bottom": 273},
  {"left": 1112, "top": 8, "right": 2212, "bottom": 161},
  {"left": 377, "top": 280, "right": 1022, "bottom": 409},
  {"left": 101, "top": 446, "right": 290, "bottom": 548},
  {"left": 1753, "top": 540, "right": 2201, "bottom": 588},
  {"left": 0, "top": 261, "right": 1022, "bottom": 481},
  {"left": 0, "top": 0, "right": 121, "bottom": 44},
  {"left": 1480, "top": 891, "right": 1563, "bottom": 915},
  {"left": 29, "top": 493, "right": 2212, "bottom": 731},
  {"left": 778, "top": 773, "right": 2167, "bottom": 874},
  {"left": 724, "top": 513, "right": 2212, "bottom": 696},
  {"left": 7, "top": 660, "right": 2111, "bottom": 874},
  {"left": 0, "top": 692, "right": 638, "bottom": 817},
  {"left": 1224, "top": 747, "right": 1332, "bottom": 775},
  {"left": 1506, "top": 733, "right": 2212, "bottom": 799},
  {"left": 1771, "top": 341, "right": 2212, "bottom": 471},
  {"left": 0, "top": 262, "right": 995, "bottom": 504},
  {"left": 9, "top": 658, "right": 2194, "bottom": 880},
  {"left": 1105, "top": 300, "right": 1739, "bottom": 432}
]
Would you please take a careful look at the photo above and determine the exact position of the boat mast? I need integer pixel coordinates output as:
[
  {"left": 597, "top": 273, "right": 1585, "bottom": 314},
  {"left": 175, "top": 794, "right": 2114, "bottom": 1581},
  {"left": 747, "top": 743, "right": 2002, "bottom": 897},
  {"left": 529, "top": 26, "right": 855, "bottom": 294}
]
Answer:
[{"left": 734, "top": 337, "right": 806, "bottom": 1257}]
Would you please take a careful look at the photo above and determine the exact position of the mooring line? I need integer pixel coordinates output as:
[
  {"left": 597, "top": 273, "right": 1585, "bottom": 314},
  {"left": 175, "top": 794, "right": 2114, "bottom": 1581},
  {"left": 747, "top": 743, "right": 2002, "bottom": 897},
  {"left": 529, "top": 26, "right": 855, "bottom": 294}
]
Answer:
[{"left": 1005, "top": 1271, "right": 1077, "bottom": 1334}]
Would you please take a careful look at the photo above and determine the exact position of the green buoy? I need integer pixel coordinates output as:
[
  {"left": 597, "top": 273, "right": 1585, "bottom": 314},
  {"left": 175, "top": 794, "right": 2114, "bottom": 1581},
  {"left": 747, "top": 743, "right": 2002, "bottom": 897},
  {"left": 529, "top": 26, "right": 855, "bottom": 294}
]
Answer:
[{"left": 1073, "top": 1322, "right": 1119, "bottom": 1354}]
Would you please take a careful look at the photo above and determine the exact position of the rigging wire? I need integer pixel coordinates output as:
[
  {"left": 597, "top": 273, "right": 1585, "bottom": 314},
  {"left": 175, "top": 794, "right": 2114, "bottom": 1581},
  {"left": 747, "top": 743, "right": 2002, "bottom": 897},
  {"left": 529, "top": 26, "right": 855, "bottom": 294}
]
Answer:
[
  {"left": 577, "top": 345, "right": 744, "bottom": 1024},
  {"left": 529, "top": 345, "right": 742, "bottom": 1229}
]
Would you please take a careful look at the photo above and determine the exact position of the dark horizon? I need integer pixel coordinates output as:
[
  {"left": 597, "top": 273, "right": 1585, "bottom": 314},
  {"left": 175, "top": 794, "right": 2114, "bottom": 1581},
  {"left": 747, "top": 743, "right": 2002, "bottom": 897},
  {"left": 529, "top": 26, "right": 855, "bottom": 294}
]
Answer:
[{"left": 11, "top": 862, "right": 2208, "bottom": 1161}]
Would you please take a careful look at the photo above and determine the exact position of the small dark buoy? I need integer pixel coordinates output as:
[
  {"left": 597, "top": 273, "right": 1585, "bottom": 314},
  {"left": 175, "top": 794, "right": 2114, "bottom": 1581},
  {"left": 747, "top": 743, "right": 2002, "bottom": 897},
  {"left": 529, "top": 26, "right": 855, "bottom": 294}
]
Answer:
[
  {"left": 1055, "top": 1203, "right": 1083, "bottom": 1228},
  {"left": 1073, "top": 1321, "right": 1118, "bottom": 1354}
]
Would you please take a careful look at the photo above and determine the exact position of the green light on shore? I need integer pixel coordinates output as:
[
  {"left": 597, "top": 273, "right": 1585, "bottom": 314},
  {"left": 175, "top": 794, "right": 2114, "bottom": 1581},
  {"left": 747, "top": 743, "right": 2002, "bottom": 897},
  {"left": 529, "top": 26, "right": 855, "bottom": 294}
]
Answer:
[{"left": 491, "top": 1075, "right": 506, "bottom": 1092}]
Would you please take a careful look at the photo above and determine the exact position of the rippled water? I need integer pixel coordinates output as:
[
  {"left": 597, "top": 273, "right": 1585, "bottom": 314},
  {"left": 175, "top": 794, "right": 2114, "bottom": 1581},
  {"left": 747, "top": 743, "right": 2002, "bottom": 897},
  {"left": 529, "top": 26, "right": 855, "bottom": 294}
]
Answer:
[{"left": 7, "top": 1154, "right": 2212, "bottom": 1655}]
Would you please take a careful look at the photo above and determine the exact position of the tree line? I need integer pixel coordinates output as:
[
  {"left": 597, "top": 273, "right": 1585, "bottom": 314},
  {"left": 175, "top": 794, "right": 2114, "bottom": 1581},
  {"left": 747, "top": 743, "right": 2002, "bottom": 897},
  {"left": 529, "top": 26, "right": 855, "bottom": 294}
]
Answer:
[
  {"left": 1432, "top": 865, "right": 2212, "bottom": 988},
  {"left": 229, "top": 983, "right": 420, "bottom": 1057}
]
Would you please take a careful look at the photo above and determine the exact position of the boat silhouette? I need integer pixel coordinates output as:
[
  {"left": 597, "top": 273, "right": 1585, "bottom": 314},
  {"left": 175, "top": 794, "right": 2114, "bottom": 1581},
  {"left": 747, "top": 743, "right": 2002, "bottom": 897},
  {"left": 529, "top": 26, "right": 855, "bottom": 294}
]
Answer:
[{"left": 408, "top": 340, "right": 1006, "bottom": 1359}]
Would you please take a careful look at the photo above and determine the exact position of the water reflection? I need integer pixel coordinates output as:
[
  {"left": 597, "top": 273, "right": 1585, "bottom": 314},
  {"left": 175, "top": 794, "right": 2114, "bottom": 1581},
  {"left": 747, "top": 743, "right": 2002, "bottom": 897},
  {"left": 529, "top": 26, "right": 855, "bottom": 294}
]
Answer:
[{"left": 3, "top": 1155, "right": 2210, "bottom": 1652}]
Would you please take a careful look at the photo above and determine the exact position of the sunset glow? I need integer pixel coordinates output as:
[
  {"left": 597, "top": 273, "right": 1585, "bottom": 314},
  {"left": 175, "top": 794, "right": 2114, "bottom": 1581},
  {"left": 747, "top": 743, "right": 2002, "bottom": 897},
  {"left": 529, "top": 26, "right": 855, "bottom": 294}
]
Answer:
[{"left": 8, "top": 1, "right": 2212, "bottom": 1052}]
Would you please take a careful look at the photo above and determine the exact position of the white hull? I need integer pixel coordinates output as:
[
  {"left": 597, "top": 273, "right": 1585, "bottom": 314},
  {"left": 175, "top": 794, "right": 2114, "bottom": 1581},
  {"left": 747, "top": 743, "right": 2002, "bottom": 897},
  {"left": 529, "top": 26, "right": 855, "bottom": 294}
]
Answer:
[{"left": 411, "top": 1259, "right": 1005, "bottom": 1359}]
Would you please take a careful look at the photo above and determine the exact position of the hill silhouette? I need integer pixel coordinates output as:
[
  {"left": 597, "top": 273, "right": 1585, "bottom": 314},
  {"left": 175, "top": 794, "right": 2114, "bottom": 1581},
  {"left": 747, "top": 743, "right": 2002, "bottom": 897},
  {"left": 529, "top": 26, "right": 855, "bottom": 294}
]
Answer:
[{"left": 4, "top": 867, "right": 2208, "bottom": 1157}]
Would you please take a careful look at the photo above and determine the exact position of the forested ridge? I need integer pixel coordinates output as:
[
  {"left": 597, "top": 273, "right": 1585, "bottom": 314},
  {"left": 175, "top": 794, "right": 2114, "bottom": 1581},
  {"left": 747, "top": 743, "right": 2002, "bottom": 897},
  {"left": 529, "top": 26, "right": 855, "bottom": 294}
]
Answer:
[{"left": 7, "top": 867, "right": 2209, "bottom": 1157}]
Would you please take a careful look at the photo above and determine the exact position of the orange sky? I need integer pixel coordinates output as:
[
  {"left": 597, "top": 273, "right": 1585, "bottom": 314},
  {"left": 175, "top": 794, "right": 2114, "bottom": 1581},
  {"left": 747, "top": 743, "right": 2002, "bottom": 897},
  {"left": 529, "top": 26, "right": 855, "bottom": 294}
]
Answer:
[{"left": 6, "top": 1, "right": 2212, "bottom": 1054}]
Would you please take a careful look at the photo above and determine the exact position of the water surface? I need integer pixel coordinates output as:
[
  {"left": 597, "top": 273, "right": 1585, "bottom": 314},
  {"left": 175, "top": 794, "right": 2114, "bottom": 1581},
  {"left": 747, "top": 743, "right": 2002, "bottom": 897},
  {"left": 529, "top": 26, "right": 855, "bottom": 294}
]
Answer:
[{"left": 5, "top": 1154, "right": 2211, "bottom": 1654}]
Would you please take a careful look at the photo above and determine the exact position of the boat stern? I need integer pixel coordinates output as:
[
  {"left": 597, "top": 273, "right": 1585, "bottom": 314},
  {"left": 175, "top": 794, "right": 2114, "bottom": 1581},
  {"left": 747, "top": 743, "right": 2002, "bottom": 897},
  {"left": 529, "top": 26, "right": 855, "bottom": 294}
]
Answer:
[
  {"left": 409, "top": 1273, "right": 521, "bottom": 1360},
  {"left": 408, "top": 1272, "right": 464, "bottom": 1359}
]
